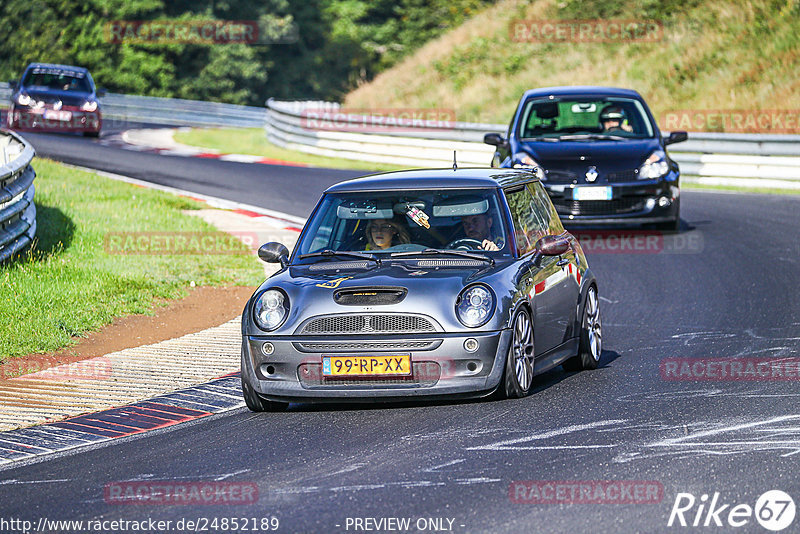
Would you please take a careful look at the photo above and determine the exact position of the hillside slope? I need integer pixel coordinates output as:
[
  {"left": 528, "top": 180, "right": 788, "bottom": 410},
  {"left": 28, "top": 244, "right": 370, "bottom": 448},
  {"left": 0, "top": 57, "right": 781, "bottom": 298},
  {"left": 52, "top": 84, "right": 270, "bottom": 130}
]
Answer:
[{"left": 344, "top": 0, "right": 800, "bottom": 130}]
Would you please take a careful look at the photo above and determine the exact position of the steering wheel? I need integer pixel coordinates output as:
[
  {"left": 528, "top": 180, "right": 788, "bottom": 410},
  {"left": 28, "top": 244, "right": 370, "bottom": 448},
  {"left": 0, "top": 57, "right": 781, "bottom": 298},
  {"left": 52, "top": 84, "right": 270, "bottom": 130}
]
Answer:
[{"left": 446, "top": 238, "right": 484, "bottom": 250}]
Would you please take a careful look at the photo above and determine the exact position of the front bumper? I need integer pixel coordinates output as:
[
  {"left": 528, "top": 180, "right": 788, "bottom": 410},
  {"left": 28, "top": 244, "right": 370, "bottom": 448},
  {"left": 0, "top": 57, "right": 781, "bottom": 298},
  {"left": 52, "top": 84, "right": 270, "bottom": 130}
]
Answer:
[
  {"left": 241, "top": 330, "right": 512, "bottom": 403},
  {"left": 8, "top": 107, "right": 101, "bottom": 133},
  {"left": 545, "top": 177, "right": 680, "bottom": 225}
]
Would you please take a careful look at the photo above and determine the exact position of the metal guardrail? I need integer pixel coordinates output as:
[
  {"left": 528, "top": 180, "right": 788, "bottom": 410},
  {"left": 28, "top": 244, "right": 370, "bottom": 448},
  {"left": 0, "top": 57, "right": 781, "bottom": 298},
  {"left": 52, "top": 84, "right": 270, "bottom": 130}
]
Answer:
[
  {"left": 0, "top": 130, "right": 36, "bottom": 263},
  {"left": 2, "top": 81, "right": 799, "bottom": 185},
  {"left": 0, "top": 82, "right": 265, "bottom": 128},
  {"left": 265, "top": 99, "right": 800, "bottom": 187}
]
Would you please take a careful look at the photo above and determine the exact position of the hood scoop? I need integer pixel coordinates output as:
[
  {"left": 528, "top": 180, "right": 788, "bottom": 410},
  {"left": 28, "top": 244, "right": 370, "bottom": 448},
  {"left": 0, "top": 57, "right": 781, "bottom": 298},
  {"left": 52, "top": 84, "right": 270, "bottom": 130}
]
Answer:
[{"left": 333, "top": 286, "right": 407, "bottom": 306}]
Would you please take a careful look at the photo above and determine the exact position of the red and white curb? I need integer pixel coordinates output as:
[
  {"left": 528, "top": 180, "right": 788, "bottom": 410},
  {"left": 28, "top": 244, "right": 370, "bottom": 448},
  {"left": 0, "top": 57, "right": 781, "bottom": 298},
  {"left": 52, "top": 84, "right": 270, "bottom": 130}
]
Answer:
[
  {"left": 0, "top": 374, "right": 245, "bottom": 467},
  {"left": 100, "top": 128, "right": 311, "bottom": 168},
  {"left": 0, "top": 166, "right": 306, "bottom": 457}
]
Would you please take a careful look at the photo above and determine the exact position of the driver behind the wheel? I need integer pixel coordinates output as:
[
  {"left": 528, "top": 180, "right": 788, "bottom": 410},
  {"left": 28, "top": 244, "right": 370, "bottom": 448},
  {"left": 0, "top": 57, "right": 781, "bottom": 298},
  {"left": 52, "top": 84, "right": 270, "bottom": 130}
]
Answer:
[
  {"left": 460, "top": 213, "right": 501, "bottom": 251},
  {"left": 599, "top": 105, "right": 633, "bottom": 133}
]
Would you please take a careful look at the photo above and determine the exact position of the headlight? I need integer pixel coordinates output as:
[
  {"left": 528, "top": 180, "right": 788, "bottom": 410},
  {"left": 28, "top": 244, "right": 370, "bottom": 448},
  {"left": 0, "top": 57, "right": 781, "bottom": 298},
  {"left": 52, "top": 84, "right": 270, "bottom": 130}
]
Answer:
[
  {"left": 456, "top": 285, "right": 495, "bottom": 327},
  {"left": 638, "top": 150, "right": 669, "bottom": 180},
  {"left": 512, "top": 153, "right": 545, "bottom": 180},
  {"left": 16, "top": 94, "right": 31, "bottom": 106},
  {"left": 253, "top": 289, "right": 289, "bottom": 331},
  {"left": 81, "top": 101, "right": 98, "bottom": 112}
]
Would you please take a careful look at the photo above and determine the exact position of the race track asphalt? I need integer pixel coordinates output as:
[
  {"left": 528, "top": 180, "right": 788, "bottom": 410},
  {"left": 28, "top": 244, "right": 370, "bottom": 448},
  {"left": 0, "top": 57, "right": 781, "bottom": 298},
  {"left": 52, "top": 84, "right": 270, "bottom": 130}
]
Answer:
[{"left": 2, "top": 130, "right": 799, "bottom": 533}]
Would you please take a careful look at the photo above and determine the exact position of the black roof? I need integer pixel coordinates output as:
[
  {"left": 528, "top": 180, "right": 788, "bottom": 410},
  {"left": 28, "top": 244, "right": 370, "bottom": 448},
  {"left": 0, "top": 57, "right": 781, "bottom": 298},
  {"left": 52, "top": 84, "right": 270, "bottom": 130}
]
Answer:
[
  {"left": 520, "top": 86, "right": 644, "bottom": 100},
  {"left": 325, "top": 168, "right": 537, "bottom": 193}
]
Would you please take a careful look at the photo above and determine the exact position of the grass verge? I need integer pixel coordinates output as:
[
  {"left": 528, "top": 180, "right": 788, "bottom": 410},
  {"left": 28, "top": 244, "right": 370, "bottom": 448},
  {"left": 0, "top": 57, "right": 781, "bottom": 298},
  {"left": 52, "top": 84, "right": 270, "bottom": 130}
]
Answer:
[
  {"left": 0, "top": 159, "right": 263, "bottom": 360},
  {"left": 173, "top": 128, "right": 405, "bottom": 172}
]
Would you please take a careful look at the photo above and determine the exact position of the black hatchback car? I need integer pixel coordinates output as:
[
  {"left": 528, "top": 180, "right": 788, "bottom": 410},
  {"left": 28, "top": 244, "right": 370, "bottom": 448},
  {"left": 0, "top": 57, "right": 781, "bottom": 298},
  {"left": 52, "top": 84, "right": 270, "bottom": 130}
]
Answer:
[{"left": 485, "top": 86, "right": 687, "bottom": 230}]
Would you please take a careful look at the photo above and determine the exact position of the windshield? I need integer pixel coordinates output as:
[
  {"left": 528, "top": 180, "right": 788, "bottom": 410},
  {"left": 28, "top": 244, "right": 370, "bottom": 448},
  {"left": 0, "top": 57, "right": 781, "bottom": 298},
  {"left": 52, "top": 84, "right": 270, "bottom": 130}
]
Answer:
[
  {"left": 294, "top": 189, "right": 513, "bottom": 262},
  {"left": 22, "top": 68, "right": 92, "bottom": 93},
  {"left": 518, "top": 97, "right": 654, "bottom": 139}
]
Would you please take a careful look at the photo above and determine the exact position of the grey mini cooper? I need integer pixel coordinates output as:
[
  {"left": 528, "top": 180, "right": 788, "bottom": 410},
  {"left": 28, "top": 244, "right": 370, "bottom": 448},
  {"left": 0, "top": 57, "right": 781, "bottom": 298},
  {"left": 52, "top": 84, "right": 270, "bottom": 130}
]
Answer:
[{"left": 241, "top": 168, "right": 602, "bottom": 411}]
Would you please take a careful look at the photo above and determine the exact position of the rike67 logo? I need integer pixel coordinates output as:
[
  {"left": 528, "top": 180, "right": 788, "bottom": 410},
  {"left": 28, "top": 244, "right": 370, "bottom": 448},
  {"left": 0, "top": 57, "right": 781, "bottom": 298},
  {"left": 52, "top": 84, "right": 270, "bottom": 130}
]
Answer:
[{"left": 668, "top": 490, "right": 795, "bottom": 531}]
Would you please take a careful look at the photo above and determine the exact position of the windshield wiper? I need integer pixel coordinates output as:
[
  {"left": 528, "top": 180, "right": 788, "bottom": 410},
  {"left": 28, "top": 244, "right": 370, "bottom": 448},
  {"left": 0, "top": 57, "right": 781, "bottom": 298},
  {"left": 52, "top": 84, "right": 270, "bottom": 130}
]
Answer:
[
  {"left": 522, "top": 136, "right": 560, "bottom": 142},
  {"left": 559, "top": 134, "right": 626, "bottom": 141},
  {"left": 298, "top": 249, "right": 381, "bottom": 265},
  {"left": 390, "top": 248, "right": 494, "bottom": 265}
]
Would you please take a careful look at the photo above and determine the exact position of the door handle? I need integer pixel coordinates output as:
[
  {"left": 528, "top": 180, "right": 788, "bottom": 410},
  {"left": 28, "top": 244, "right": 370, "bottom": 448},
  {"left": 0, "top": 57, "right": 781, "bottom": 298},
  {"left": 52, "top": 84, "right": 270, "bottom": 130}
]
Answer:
[{"left": 557, "top": 258, "right": 569, "bottom": 267}]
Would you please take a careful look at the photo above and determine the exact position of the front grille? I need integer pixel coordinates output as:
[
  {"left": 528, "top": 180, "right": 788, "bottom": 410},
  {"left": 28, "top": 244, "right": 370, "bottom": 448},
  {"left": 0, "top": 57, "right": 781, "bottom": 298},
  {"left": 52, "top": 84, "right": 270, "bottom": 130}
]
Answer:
[
  {"left": 545, "top": 170, "right": 579, "bottom": 183},
  {"left": 298, "top": 313, "right": 439, "bottom": 335},
  {"left": 294, "top": 340, "right": 440, "bottom": 352},
  {"left": 606, "top": 169, "right": 639, "bottom": 182},
  {"left": 298, "top": 361, "right": 440, "bottom": 387},
  {"left": 554, "top": 198, "right": 646, "bottom": 216}
]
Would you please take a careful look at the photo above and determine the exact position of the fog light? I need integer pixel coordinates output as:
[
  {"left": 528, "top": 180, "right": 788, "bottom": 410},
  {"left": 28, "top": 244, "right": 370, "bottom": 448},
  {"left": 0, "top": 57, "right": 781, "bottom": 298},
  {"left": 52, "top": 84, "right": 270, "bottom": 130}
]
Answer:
[
  {"left": 260, "top": 363, "right": 275, "bottom": 376},
  {"left": 658, "top": 196, "right": 671, "bottom": 208},
  {"left": 261, "top": 342, "right": 274, "bottom": 356},
  {"left": 464, "top": 338, "right": 479, "bottom": 353}
]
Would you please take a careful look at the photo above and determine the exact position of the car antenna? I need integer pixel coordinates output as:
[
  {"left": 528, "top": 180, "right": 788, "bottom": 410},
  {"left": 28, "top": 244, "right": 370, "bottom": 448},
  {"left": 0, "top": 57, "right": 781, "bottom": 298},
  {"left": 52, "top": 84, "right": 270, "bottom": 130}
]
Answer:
[{"left": 453, "top": 150, "right": 457, "bottom": 171}]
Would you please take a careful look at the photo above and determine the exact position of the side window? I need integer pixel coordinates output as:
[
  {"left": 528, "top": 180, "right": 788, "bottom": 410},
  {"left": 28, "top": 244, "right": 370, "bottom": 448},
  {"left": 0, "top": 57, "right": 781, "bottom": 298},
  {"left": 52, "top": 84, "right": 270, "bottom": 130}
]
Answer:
[
  {"left": 526, "top": 182, "right": 564, "bottom": 235},
  {"left": 504, "top": 186, "right": 549, "bottom": 256}
]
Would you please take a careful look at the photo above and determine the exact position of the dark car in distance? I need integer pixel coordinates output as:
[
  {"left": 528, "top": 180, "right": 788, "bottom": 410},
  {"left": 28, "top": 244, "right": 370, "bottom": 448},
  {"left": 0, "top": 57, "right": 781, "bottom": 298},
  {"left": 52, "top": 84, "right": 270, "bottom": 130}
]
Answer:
[
  {"left": 485, "top": 86, "right": 687, "bottom": 230},
  {"left": 7, "top": 63, "right": 103, "bottom": 137},
  {"left": 241, "top": 168, "right": 602, "bottom": 411}
]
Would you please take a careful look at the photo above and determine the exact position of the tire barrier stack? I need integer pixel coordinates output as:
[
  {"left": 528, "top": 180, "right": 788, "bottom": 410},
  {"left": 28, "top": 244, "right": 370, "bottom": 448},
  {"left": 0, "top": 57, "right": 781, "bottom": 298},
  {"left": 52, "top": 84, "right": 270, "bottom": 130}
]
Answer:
[{"left": 0, "top": 130, "right": 36, "bottom": 263}]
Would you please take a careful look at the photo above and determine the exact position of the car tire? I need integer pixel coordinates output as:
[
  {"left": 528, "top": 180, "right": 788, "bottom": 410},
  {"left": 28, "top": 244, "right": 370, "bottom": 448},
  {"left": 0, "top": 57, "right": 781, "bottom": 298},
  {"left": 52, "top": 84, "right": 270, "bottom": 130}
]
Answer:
[
  {"left": 241, "top": 372, "right": 288, "bottom": 412},
  {"left": 501, "top": 307, "right": 535, "bottom": 398},
  {"left": 563, "top": 285, "right": 602, "bottom": 371},
  {"left": 83, "top": 131, "right": 100, "bottom": 138}
]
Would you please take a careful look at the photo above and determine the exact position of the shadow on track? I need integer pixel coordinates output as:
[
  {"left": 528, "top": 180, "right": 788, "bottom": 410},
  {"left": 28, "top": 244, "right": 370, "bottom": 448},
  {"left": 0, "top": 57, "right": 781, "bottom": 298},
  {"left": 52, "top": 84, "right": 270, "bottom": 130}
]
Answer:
[{"left": 281, "top": 349, "right": 623, "bottom": 413}]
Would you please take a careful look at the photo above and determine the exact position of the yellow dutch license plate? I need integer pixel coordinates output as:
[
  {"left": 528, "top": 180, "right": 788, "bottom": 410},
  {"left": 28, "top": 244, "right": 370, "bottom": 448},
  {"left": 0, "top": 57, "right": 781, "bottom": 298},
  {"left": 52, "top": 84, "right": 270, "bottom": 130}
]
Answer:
[{"left": 322, "top": 355, "right": 412, "bottom": 377}]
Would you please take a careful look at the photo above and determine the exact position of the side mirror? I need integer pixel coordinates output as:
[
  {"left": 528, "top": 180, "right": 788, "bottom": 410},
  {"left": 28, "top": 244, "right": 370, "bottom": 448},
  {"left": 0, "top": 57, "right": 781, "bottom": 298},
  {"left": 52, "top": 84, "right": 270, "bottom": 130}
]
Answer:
[
  {"left": 483, "top": 132, "right": 507, "bottom": 147},
  {"left": 664, "top": 131, "right": 688, "bottom": 145},
  {"left": 258, "top": 242, "right": 289, "bottom": 267},
  {"left": 8, "top": 80, "right": 17, "bottom": 90},
  {"left": 536, "top": 235, "right": 570, "bottom": 256},
  {"left": 96, "top": 88, "right": 107, "bottom": 97}
]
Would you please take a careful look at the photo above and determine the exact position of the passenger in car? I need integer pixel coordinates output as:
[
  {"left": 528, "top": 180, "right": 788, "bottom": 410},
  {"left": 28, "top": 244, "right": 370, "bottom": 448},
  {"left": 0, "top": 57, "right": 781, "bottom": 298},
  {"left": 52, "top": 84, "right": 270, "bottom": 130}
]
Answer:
[{"left": 365, "top": 217, "right": 411, "bottom": 250}]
